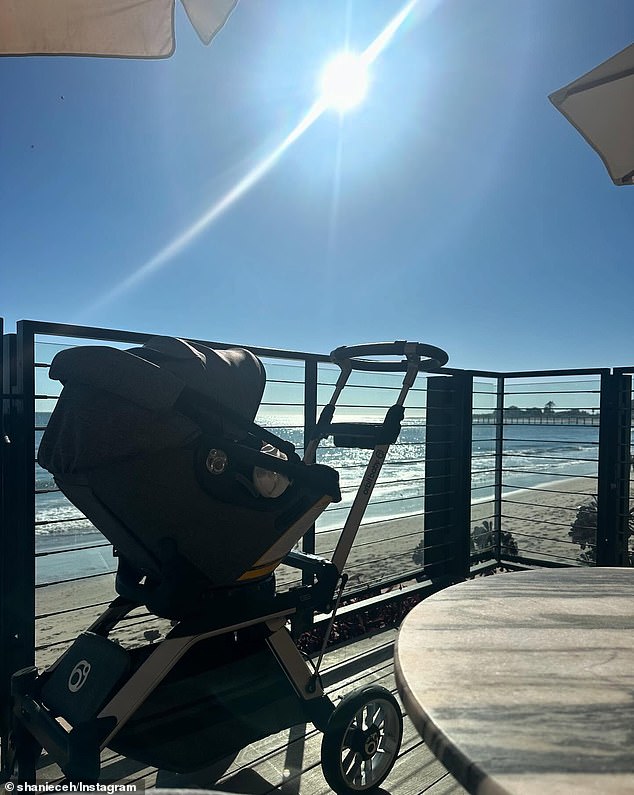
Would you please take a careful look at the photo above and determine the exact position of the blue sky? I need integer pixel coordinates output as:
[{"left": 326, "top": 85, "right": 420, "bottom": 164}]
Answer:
[{"left": 1, "top": 0, "right": 633, "bottom": 371}]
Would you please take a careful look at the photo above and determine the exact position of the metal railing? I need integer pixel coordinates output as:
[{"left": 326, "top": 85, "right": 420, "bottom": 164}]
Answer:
[
  {"left": 1, "top": 318, "right": 633, "bottom": 776},
  {"left": 468, "top": 368, "right": 631, "bottom": 570}
]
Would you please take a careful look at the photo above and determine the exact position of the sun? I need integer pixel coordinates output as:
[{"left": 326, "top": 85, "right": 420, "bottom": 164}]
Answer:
[{"left": 319, "top": 51, "right": 370, "bottom": 112}]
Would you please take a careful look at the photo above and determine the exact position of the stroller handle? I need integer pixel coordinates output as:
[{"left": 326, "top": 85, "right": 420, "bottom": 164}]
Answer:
[{"left": 330, "top": 341, "right": 448, "bottom": 373}]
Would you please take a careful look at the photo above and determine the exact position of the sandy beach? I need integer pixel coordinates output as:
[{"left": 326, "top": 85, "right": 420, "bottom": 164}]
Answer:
[{"left": 34, "top": 477, "right": 598, "bottom": 669}]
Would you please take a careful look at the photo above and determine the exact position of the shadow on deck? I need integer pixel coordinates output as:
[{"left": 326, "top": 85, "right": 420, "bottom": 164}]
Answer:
[{"left": 37, "top": 629, "right": 465, "bottom": 795}]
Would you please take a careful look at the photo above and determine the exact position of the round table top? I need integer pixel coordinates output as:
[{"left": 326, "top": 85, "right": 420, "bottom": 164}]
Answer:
[{"left": 395, "top": 567, "right": 634, "bottom": 795}]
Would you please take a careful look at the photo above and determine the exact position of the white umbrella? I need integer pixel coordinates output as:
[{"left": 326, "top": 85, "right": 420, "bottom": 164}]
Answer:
[
  {"left": 549, "top": 42, "right": 634, "bottom": 186},
  {"left": 0, "top": 0, "right": 237, "bottom": 58}
]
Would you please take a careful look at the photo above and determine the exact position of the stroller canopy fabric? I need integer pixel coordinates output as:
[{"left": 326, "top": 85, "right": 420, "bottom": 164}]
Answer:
[{"left": 0, "top": 0, "right": 238, "bottom": 58}]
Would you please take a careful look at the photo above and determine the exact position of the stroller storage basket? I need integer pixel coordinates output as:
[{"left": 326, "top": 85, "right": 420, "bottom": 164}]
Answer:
[{"left": 109, "top": 631, "right": 307, "bottom": 772}]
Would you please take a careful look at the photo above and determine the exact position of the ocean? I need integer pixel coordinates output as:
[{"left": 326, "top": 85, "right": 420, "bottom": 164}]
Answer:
[{"left": 33, "top": 417, "right": 601, "bottom": 588}]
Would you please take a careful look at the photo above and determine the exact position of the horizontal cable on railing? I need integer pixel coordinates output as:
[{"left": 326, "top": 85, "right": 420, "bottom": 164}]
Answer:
[
  {"left": 500, "top": 513, "right": 580, "bottom": 531},
  {"left": 339, "top": 476, "right": 423, "bottom": 493},
  {"left": 314, "top": 402, "right": 425, "bottom": 410},
  {"left": 35, "top": 541, "right": 111, "bottom": 558},
  {"left": 341, "top": 549, "right": 425, "bottom": 573},
  {"left": 415, "top": 527, "right": 456, "bottom": 543},
  {"left": 470, "top": 513, "right": 496, "bottom": 523},
  {"left": 260, "top": 424, "right": 304, "bottom": 430},
  {"left": 501, "top": 407, "right": 600, "bottom": 415},
  {"left": 501, "top": 482, "right": 597, "bottom": 497},
  {"left": 501, "top": 452, "right": 598, "bottom": 464},
  {"left": 423, "top": 471, "right": 463, "bottom": 483},
  {"left": 417, "top": 488, "right": 456, "bottom": 502},
  {"left": 409, "top": 422, "right": 458, "bottom": 431},
  {"left": 502, "top": 497, "right": 585, "bottom": 513},
  {"left": 503, "top": 376, "right": 603, "bottom": 386},
  {"left": 324, "top": 494, "right": 424, "bottom": 514},
  {"left": 35, "top": 569, "right": 114, "bottom": 590},
  {"left": 318, "top": 528, "right": 424, "bottom": 558},
  {"left": 317, "top": 380, "right": 427, "bottom": 393},
  {"left": 499, "top": 436, "right": 600, "bottom": 446},
  {"left": 321, "top": 456, "right": 426, "bottom": 471},
  {"left": 315, "top": 509, "right": 426, "bottom": 538},
  {"left": 402, "top": 542, "right": 454, "bottom": 559},
  {"left": 501, "top": 468, "right": 597, "bottom": 480},
  {"left": 259, "top": 401, "right": 306, "bottom": 407},
  {"left": 34, "top": 515, "right": 86, "bottom": 527},
  {"left": 504, "top": 385, "right": 600, "bottom": 394},
  {"left": 36, "top": 599, "right": 117, "bottom": 621},
  {"left": 503, "top": 531, "right": 583, "bottom": 550},
  {"left": 512, "top": 547, "right": 581, "bottom": 565},
  {"left": 498, "top": 420, "right": 599, "bottom": 427}
]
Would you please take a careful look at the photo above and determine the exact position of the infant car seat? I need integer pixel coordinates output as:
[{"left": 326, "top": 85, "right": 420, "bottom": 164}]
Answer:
[{"left": 38, "top": 336, "right": 340, "bottom": 618}]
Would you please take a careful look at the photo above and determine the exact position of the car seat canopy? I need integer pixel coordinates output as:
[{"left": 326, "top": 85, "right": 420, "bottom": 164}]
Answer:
[{"left": 38, "top": 337, "right": 266, "bottom": 473}]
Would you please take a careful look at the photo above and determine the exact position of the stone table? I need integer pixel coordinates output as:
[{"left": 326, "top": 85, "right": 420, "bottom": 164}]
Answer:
[{"left": 395, "top": 567, "right": 634, "bottom": 795}]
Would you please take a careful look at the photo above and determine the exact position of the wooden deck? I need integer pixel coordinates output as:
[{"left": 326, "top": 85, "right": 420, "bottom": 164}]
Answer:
[{"left": 38, "top": 628, "right": 466, "bottom": 795}]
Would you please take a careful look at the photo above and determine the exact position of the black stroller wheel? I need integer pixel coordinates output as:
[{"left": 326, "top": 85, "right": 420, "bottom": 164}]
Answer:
[{"left": 321, "top": 685, "right": 403, "bottom": 793}]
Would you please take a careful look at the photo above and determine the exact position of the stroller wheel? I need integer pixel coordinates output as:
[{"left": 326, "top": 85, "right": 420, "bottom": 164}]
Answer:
[{"left": 321, "top": 685, "right": 403, "bottom": 793}]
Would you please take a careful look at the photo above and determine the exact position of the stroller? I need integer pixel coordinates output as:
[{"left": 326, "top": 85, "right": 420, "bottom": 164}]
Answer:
[{"left": 7, "top": 337, "right": 448, "bottom": 793}]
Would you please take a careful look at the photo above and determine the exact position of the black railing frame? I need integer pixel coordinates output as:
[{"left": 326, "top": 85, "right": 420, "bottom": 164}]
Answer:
[
  {"left": 423, "top": 373, "right": 473, "bottom": 583},
  {"left": 470, "top": 365, "right": 629, "bottom": 568},
  {"left": 1, "top": 322, "right": 37, "bottom": 776},
  {"left": 596, "top": 372, "right": 632, "bottom": 565}
]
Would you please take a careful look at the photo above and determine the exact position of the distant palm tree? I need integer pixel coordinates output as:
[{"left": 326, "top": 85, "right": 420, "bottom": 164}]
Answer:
[{"left": 544, "top": 400, "right": 556, "bottom": 414}]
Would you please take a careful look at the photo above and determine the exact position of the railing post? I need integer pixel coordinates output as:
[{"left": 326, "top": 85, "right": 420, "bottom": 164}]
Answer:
[
  {"left": 494, "top": 376, "right": 505, "bottom": 562},
  {"left": 423, "top": 374, "right": 473, "bottom": 583},
  {"left": 1, "top": 324, "right": 36, "bottom": 776},
  {"left": 1, "top": 330, "right": 15, "bottom": 776},
  {"left": 302, "top": 357, "right": 318, "bottom": 564},
  {"left": 0, "top": 321, "right": 8, "bottom": 774},
  {"left": 596, "top": 372, "right": 631, "bottom": 566}
]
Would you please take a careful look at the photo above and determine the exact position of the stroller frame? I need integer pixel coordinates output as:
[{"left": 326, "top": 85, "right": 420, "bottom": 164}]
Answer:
[{"left": 7, "top": 340, "right": 448, "bottom": 793}]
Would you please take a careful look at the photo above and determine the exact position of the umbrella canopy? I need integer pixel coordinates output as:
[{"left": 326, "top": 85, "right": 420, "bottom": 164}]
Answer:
[
  {"left": 0, "top": 0, "right": 237, "bottom": 58},
  {"left": 549, "top": 42, "right": 634, "bottom": 186}
]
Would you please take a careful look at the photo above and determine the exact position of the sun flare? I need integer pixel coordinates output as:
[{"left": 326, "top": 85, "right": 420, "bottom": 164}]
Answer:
[
  {"left": 86, "top": 1, "right": 423, "bottom": 315},
  {"left": 319, "top": 51, "right": 370, "bottom": 112}
]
